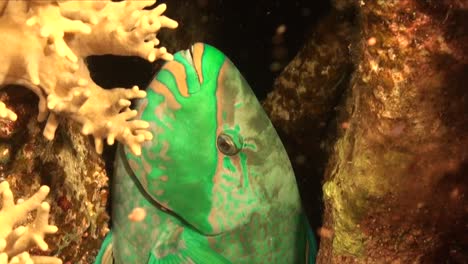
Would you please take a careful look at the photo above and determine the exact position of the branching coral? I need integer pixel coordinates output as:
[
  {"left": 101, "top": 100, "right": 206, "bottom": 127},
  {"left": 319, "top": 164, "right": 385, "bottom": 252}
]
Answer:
[
  {"left": 0, "top": 181, "right": 61, "bottom": 264},
  {"left": 0, "top": 0, "right": 178, "bottom": 155}
]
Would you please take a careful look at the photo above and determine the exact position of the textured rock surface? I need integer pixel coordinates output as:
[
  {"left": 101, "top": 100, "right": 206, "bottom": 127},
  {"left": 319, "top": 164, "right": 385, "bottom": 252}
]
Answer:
[
  {"left": 0, "top": 86, "right": 109, "bottom": 263},
  {"left": 265, "top": 0, "right": 468, "bottom": 263},
  {"left": 262, "top": 9, "right": 355, "bottom": 232}
]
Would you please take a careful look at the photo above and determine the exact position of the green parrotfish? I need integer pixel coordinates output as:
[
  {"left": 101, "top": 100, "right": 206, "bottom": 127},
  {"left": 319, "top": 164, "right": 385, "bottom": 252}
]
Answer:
[{"left": 95, "top": 43, "right": 317, "bottom": 264}]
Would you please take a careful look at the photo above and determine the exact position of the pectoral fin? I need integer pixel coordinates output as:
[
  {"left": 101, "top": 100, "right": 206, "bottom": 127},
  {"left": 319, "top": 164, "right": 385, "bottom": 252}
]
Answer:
[
  {"left": 305, "top": 217, "right": 317, "bottom": 264},
  {"left": 94, "top": 231, "right": 114, "bottom": 264},
  {"left": 148, "top": 229, "right": 231, "bottom": 264}
]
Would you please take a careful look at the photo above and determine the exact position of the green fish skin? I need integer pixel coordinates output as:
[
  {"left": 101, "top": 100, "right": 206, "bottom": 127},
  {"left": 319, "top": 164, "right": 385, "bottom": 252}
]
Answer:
[{"left": 95, "top": 43, "right": 317, "bottom": 264}]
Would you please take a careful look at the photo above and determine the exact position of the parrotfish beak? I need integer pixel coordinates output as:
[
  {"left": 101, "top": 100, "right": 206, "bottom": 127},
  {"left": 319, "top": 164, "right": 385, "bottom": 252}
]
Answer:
[
  {"left": 179, "top": 45, "right": 195, "bottom": 68},
  {"left": 172, "top": 43, "right": 215, "bottom": 94},
  {"left": 169, "top": 43, "right": 227, "bottom": 95}
]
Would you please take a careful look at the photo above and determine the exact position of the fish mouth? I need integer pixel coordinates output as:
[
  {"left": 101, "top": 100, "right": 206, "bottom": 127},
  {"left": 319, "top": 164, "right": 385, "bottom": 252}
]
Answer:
[
  {"left": 180, "top": 45, "right": 195, "bottom": 68},
  {"left": 180, "top": 44, "right": 203, "bottom": 85}
]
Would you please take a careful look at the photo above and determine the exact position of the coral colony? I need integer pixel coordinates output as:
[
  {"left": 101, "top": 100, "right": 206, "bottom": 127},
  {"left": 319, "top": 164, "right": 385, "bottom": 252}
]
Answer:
[
  {"left": 0, "top": 0, "right": 177, "bottom": 155},
  {"left": 0, "top": 182, "right": 60, "bottom": 264},
  {"left": 0, "top": 1, "right": 177, "bottom": 263}
]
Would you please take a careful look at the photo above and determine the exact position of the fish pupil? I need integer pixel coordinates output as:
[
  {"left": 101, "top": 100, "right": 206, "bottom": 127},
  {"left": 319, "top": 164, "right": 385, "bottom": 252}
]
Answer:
[{"left": 217, "top": 133, "right": 239, "bottom": 156}]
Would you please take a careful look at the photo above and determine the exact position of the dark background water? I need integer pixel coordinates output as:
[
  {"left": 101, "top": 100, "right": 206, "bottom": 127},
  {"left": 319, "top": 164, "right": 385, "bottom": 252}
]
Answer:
[{"left": 195, "top": 0, "right": 331, "bottom": 99}]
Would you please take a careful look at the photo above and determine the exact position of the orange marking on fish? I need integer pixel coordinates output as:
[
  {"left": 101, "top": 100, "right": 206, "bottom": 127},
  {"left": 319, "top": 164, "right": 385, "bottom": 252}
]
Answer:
[
  {"left": 149, "top": 80, "right": 181, "bottom": 110},
  {"left": 164, "top": 62, "right": 189, "bottom": 97},
  {"left": 208, "top": 60, "right": 229, "bottom": 232},
  {"left": 160, "top": 175, "right": 169, "bottom": 181},
  {"left": 192, "top": 43, "right": 205, "bottom": 83},
  {"left": 154, "top": 102, "right": 166, "bottom": 120},
  {"left": 160, "top": 201, "right": 170, "bottom": 210},
  {"left": 136, "top": 99, "right": 148, "bottom": 119},
  {"left": 159, "top": 141, "right": 170, "bottom": 161},
  {"left": 230, "top": 155, "right": 244, "bottom": 186},
  {"left": 128, "top": 207, "right": 147, "bottom": 222},
  {"left": 213, "top": 61, "right": 230, "bottom": 183},
  {"left": 141, "top": 156, "right": 153, "bottom": 175},
  {"left": 129, "top": 159, "right": 148, "bottom": 188}
]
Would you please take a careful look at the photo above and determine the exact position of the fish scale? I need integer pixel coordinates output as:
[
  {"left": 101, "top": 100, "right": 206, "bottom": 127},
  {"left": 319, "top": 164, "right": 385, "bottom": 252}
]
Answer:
[{"left": 95, "top": 43, "right": 317, "bottom": 264}]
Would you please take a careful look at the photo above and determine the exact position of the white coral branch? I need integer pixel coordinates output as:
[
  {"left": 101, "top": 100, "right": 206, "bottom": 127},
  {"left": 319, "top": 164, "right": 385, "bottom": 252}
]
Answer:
[
  {"left": 0, "top": 182, "right": 62, "bottom": 264},
  {"left": 82, "top": 87, "right": 154, "bottom": 156},
  {"left": 60, "top": 0, "right": 179, "bottom": 61},
  {"left": 47, "top": 84, "right": 153, "bottom": 155},
  {"left": 26, "top": 1, "right": 92, "bottom": 63},
  {"left": 0, "top": 102, "right": 17, "bottom": 122},
  {"left": 0, "top": 0, "right": 178, "bottom": 155}
]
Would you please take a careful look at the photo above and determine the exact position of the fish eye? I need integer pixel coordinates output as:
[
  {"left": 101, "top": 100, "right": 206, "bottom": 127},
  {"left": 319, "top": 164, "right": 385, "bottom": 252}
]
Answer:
[{"left": 217, "top": 133, "right": 241, "bottom": 156}]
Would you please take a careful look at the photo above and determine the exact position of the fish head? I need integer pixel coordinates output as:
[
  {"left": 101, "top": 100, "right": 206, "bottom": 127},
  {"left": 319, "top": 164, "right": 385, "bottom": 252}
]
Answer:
[{"left": 124, "top": 43, "right": 296, "bottom": 232}]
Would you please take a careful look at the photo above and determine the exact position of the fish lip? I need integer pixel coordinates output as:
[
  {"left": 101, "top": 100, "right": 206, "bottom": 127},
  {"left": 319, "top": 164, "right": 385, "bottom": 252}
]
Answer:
[
  {"left": 180, "top": 44, "right": 203, "bottom": 85},
  {"left": 180, "top": 45, "right": 195, "bottom": 67}
]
